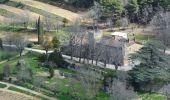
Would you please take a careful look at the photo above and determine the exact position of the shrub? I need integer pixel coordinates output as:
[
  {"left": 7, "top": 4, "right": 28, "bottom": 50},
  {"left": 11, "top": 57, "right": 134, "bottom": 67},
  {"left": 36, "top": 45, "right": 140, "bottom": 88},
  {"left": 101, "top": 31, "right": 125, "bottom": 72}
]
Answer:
[
  {"left": 0, "top": 0, "right": 9, "bottom": 3},
  {"left": 0, "top": 83, "right": 7, "bottom": 88},
  {"left": 27, "top": 42, "right": 34, "bottom": 48},
  {"left": 3, "top": 64, "right": 11, "bottom": 77},
  {"left": 0, "top": 38, "right": 3, "bottom": 49},
  {"left": 115, "top": 20, "right": 121, "bottom": 27},
  {"left": 48, "top": 66, "right": 54, "bottom": 78},
  {"left": 48, "top": 50, "right": 64, "bottom": 67},
  {"left": 38, "top": 54, "right": 46, "bottom": 62},
  {"left": 16, "top": 2, "right": 24, "bottom": 8},
  {"left": 62, "top": 18, "right": 69, "bottom": 27},
  {"left": 0, "top": 51, "right": 17, "bottom": 61},
  {"left": 0, "top": 74, "right": 3, "bottom": 80}
]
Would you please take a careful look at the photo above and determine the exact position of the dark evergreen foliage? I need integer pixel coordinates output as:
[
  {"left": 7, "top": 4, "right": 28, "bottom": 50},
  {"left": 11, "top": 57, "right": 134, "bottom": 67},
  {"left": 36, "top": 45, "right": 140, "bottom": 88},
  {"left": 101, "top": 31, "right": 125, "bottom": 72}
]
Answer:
[{"left": 128, "top": 42, "right": 170, "bottom": 90}]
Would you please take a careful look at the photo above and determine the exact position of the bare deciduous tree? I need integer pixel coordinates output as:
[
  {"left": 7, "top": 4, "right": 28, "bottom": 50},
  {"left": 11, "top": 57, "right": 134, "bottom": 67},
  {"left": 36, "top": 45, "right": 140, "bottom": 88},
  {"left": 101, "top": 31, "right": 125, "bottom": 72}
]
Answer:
[
  {"left": 161, "top": 84, "right": 170, "bottom": 99},
  {"left": 109, "top": 79, "right": 137, "bottom": 100},
  {"left": 64, "top": 19, "right": 82, "bottom": 60},
  {"left": 41, "top": 35, "right": 52, "bottom": 61},
  {"left": 33, "top": 76, "right": 45, "bottom": 92},
  {"left": 13, "top": 34, "right": 27, "bottom": 57},
  {"left": 4, "top": 33, "right": 27, "bottom": 56},
  {"left": 150, "top": 11, "right": 170, "bottom": 52},
  {"left": 21, "top": 10, "right": 30, "bottom": 29},
  {"left": 3, "top": 64, "right": 10, "bottom": 78},
  {"left": 78, "top": 65, "right": 102, "bottom": 99},
  {"left": 16, "top": 59, "right": 33, "bottom": 82}
]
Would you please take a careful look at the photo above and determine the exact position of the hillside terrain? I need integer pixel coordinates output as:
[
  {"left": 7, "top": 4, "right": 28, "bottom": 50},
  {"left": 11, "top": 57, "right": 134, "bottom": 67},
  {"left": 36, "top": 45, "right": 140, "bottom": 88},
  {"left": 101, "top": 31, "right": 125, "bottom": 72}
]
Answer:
[
  {"left": 0, "top": 0, "right": 169, "bottom": 100},
  {"left": 11, "top": 0, "right": 79, "bottom": 22}
]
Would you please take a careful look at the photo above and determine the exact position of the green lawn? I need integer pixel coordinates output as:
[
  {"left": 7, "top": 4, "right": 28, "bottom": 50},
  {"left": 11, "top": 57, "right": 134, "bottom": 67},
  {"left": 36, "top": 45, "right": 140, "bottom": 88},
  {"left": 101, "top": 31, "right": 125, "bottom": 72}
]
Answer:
[
  {"left": 0, "top": 83, "right": 7, "bottom": 88},
  {"left": 0, "top": 51, "right": 166, "bottom": 100},
  {"left": 102, "top": 31, "right": 156, "bottom": 44},
  {"left": 128, "top": 33, "right": 156, "bottom": 43},
  {"left": 139, "top": 92, "right": 167, "bottom": 100},
  {"left": 0, "top": 24, "right": 32, "bottom": 32},
  {"left": 0, "top": 50, "right": 17, "bottom": 61},
  {"left": 103, "top": 31, "right": 112, "bottom": 36},
  {"left": 95, "top": 91, "right": 109, "bottom": 100},
  {"left": 0, "top": 52, "right": 108, "bottom": 100}
]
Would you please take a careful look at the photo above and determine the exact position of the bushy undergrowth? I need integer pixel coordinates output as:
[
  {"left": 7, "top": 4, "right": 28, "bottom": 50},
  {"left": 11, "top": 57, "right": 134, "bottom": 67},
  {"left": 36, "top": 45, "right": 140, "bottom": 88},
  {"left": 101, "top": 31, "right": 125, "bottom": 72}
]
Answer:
[{"left": 0, "top": 50, "right": 17, "bottom": 61}]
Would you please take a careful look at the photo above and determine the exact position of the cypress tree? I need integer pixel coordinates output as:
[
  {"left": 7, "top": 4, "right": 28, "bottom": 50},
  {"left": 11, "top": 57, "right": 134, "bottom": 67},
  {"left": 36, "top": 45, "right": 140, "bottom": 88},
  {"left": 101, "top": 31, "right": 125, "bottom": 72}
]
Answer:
[{"left": 37, "top": 16, "right": 43, "bottom": 44}]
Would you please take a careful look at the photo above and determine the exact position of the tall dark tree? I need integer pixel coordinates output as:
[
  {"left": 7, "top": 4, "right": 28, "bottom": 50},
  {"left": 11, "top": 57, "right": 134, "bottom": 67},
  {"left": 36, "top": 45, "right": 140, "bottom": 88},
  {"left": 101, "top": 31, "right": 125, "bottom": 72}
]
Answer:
[
  {"left": 0, "top": 38, "right": 3, "bottom": 49},
  {"left": 129, "top": 42, "right": 170, "bottom": 90},
  {"left": 125, "top": 0, "right": 139, "bottom": 22},
  {"left": 101, "top": 0, "right": 124, "bottom": 18},
  {"left": 37, "top": 16, "right": 44, "bottom": 44}
]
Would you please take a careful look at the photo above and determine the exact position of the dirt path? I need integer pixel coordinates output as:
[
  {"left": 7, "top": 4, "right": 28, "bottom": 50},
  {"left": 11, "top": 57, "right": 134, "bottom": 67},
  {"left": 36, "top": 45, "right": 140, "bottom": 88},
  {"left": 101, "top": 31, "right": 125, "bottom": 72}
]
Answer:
[
  {"left": 11, "top": 0, "right": 79, "bottom": 21},
  {"left": 0, "top": 81, "right": 57, "bottom": 100},
  {"left": 0, "top": 4, "right": 43, "bottom": 21}
]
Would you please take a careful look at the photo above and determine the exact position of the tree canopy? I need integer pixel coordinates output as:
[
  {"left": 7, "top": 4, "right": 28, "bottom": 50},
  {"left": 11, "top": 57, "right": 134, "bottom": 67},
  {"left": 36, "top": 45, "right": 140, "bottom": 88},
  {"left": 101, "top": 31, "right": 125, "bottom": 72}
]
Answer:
[{"left": 128, "top": 42, "right": 170, "bottom": 90}]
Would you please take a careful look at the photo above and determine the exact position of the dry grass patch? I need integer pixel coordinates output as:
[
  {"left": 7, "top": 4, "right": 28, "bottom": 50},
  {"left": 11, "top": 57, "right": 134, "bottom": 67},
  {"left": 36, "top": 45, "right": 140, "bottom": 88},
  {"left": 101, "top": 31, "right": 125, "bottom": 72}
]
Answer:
[
  {"left": 0, "top": 4, "right": 43, "bottom": 21},
  {"left": 0, "top": 15, "right": 13, "bottom": 23},
  {"left": 11, "top": 0, "right": 79, "bottom": 21},
  {"left": 0, "top": 89, "right": 39, "bottom": 100}
]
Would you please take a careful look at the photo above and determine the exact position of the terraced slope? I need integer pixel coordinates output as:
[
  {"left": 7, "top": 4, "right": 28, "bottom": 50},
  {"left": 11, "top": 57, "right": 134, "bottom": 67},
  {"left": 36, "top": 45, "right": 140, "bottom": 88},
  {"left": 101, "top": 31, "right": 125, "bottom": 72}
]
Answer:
[
  {"left": 11, "top": 0, "right": 79, "bottom": 21},
  {"left": 0, "top": 4, "right": 43, "bottom": 21}
]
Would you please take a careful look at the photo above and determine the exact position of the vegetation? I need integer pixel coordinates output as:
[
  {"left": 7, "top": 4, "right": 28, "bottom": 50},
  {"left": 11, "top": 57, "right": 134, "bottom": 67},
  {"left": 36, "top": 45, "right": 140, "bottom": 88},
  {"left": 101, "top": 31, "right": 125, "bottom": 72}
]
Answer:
[
  {"left": 37, "top": 16, "right": 44, "bottom": 44},
  {"left": 139, "top": 92, "right": 167, "bottom": 100},
  {"left": 0, "top": 0, "right": 170, "bottom": 99},
  {"left": 0, "top": 50, "right": 17, "bottom": 61},
  {"left": 0, "top": 83, "right": 7, "bottom": 88},
  {"left": 0, "top": 0, "right": 9, "bottom": 4},
  {"left": 129, "top": 42, "right": 170, "bottom": 91},
  {"left": 8, "top": 86, "right": 48, "bottom": 100}
]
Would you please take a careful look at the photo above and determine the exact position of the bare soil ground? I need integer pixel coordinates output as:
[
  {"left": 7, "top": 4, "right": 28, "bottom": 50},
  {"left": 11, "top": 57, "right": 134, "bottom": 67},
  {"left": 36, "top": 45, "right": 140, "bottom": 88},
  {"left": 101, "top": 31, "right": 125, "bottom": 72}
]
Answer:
[
  {"left": 11, "top": 0, "right": 79, "bottom": 21},
  {"left": 0, "top": 4, "right": 43, "bottom": 21},
  {"left": 0, "top": 15, "right": 9, "bottom": 22},
  {"left": 0, "top": 31, "right": 38, "bottom": 42},
  {"left": 0, "top": 89, "right": 38, "bottom": 100}
]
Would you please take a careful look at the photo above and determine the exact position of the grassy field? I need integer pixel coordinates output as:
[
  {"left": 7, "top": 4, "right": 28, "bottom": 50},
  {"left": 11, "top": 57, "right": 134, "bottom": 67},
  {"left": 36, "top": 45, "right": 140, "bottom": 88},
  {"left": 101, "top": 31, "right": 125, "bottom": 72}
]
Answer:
[
  {"left": 0, "top": 52, "right": 109, "bottom": 100},
  {"left": 0, "top": 50, "right": 17, "bottom": 62},
  {"left": 139, "top": 92, "right": 167, "bottom": 100},
  {"left": 0, "top": 83, "right": 7, "bottom": 88},
  {"left": 6, "top": 1, "right": 62, "bottom": 21},
  {"left": 0, "top": 4, "right": 42, "bottom": 21},
  {"left": 0, "top": 51, "right": 166, "bottom": 100},
  {"left": 0, "top": 15, "right": 9, "bottom": 23},
  {"left": 103, "top": 31, "right": 156, "bottom": 44},
  {"left": 128, "top": 33, "right": 156, "bottom": 43},
  {"left": 0, "top": 8, "right": 19, "bottom": 19}
]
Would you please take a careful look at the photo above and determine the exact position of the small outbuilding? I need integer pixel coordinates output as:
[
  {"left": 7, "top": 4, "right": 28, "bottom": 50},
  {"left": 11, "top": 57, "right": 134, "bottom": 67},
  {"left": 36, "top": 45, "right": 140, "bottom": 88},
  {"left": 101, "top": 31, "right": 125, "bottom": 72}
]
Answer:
[{"left": 111, "top": 32, "right": 128, "bottom": 40}]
